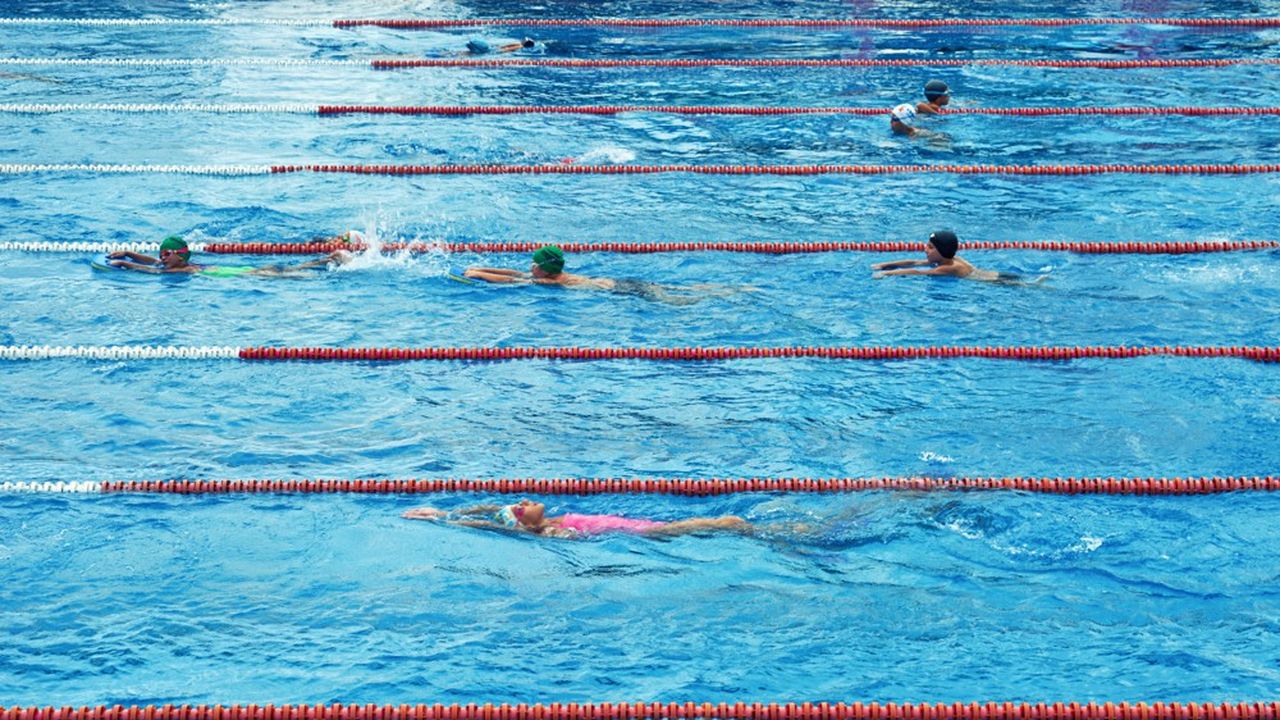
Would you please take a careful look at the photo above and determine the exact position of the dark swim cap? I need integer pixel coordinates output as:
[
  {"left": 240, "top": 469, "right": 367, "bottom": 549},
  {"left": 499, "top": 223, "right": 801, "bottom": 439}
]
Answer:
[
  {"left": 532, "top": 245, "right": 566, "bottom": 275},
  {"left": 924, "top": 79, "right": 950, "bottom": 101},
  {"left": 522, "top": 37, "right": 535, "bottom": 48},
  {"left": 929, "top": 230, "right": 959, "bottom": 259},
  {"left": 159, "top": 235, "right": 190, "bottom": 260}
]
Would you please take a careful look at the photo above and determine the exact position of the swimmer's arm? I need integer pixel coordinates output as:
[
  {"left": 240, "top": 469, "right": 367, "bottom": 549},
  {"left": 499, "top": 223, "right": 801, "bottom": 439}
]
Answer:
[
  {"left": 871, "top": 259, "right": 929, "bottom": 270},
  {"left": 109, "top": 260, "right": 164, "bottom": 273},
  {"left": 877, "top": 266, "right": 959, "bottom": 277},
  {"left": 452, "top": 519, "right": 509, "bottom": 530},
  {"left": 452, "top": 504, "right": 503, "bottom": 516},
  {"left": 402, "top": 504, "right": 500, "bottom": 520},
  {"left": 464, "top": 268, "right": 531, "bottom": 283},
  {"left": 108, "top": 251, "right": 159, "bottom": 263}
]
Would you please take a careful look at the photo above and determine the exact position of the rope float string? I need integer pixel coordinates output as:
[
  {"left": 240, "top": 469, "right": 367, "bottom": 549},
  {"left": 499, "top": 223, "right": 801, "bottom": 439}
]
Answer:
[
  {"left": 3, "top": 57, "right": 1280, "bottom": 70},
  {"left": 1, "top": 345, "right": 1278, "bottom": 363},
  {"left": 2, "top": 475, "right": 1276, "bottom": 496},
  {"left": 3, "top": 702, "right": 1280, "bottom": 720},
  {"left": 4, "top": 239, "right": 1277, "bottom": 255},
  {"left": 317, "top": 104, "right": 1280, "bottom": 117},
  {"left": 6, "top": 163, "right": 1280, "bottom": 176},
  {"left": 340, "top": 17, "right": 1280, "bottom": 29},
  {"left": 6, "top": 16, "right": 1280, "bottom": 28},
  {"left": 372, "top": 58, "right": 1280, "bottom": 69},
  {"left": 6, "top": 104, "right": 1280, "bottom": 117},
  {"left": 5, "top": 16, "right": 1280, "bottom": 28},
  {"left": 277, "top": 162, "right": 1280, "bottom": 176}
]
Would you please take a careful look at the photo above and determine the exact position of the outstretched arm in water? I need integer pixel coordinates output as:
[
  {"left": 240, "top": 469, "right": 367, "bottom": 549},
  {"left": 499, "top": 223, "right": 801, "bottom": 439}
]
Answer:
[{"left": 464, "top": 268, "right": 531, "bottom": 283}]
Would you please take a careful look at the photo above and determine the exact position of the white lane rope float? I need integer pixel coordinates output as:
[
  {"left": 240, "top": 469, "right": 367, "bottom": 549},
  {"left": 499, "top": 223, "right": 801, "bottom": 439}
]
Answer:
[
  {"left": 0, "top": 103, "right": 315, "bottom": 113},
  {"left": 0, "top": 57, "right": 362, "bottom": 67},
  {"left": 0, "top": 164, "right": 272, "bottom": 175}
]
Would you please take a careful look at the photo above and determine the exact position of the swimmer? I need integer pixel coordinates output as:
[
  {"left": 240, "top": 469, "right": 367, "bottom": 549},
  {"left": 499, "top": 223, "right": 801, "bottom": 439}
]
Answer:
[
  {"left": 312, "top": 229, "right": 366, "bottom": 245},
  {"left": 403, "top": 499, "right": 751, "bottom": 539},
  {"left": 916, "top": 79, "right": 951, "bottom": 115},
  {"left": 464, "top": 37, "right": 536, "bottom": 55},
  {"left": 106, "top": 235, "right": 353, "bottom": 277},
  {"left": 890, "top": 103, "right": 948, "bottom": 142},
  {"left": 463, "top": 245, "right": 753, "bottom": 305},
  {"left": 872, "top": 230, "right": 1035, "bottom": 284}
]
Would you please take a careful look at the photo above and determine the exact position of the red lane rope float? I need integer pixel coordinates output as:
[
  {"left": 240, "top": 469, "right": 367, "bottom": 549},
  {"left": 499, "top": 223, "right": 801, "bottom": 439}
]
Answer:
[
  {"left": 200, "top": 240, "right": 1280, "bottom": 255},
  {"left": 6, "top": 702, "right": 1280, "bottom": 720},
  {"left": 370, "top": 58, "right": 1280, "bottom": 69},
  {"left": 316, "top": 104, "right": 1280, "bottom": 117},
  {"left": 337, "top": 17, "right": 1280, "bottom": 29},
  {"left": 269, "top": 163, "right": 1280, "bottom": 176},
  {"left": 96, "top": 475, "right": 1280, "bottom": 496},
  {"left": 234, "top": 345, "right": 1280, "bottom": 362}
]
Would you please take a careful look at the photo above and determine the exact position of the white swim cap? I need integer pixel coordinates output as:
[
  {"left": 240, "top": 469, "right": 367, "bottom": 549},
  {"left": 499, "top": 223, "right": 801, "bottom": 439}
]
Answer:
[{"left": 891, "top": 103, "right": 917, "bottom": 123}]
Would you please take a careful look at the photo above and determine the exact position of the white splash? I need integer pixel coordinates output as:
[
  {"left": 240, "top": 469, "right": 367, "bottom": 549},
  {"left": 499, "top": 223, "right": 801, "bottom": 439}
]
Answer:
[{"left": 573, "top": 145, "right": 636, "bottom": 165}]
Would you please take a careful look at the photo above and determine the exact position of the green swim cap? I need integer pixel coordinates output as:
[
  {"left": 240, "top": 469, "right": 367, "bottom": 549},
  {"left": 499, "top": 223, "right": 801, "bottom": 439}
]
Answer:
[
  {"left": 159, "top": 235, "right": 190, "bottom": 260},
  {"left": 532, "top": 245, "right": 565, "bottom": 275}
]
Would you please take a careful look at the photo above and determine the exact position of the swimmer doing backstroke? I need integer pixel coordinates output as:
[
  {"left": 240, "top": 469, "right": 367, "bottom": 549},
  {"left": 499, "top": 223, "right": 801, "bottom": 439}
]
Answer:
[{"left": 403, "top": 499, "right": 751, "bottom": 539}]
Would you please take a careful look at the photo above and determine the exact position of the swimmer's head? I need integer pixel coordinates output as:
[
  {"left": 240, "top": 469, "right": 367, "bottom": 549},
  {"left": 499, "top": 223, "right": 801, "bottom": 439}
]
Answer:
[
  {"left": 891, "top": 103, "right": 917, "bottom": 125},
  {"left": 531, "top": 245, "right": 565, "bottom": 277},
  {"left": 510, "top": 499, "right": 546, "bottom": 528},
  {"left": 924, "top": 79, "right": 950, "bottom": 104},
  {"left": 159, "top": 235, "right": 190, "bottom": 265},
  {"left": 522, "top": 37, "right": 535, "bottom": 48},
  {"left": 927, "top": 230, "right": 959, "bottom": 260}
]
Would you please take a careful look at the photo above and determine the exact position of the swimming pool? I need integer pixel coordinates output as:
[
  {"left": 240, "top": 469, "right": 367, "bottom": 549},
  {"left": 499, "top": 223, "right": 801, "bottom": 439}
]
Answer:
[{"left": 2, "top": 0, "right": 1280, "bottom": 709}]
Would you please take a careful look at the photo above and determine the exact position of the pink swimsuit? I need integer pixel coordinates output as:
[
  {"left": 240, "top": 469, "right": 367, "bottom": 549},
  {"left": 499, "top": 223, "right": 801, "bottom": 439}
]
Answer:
[{"left": 556, "top": 513, "right": 666, "bottom": 536}]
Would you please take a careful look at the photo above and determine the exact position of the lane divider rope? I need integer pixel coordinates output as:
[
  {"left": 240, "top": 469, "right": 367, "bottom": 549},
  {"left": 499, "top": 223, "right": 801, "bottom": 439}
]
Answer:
[
  {"left": 4, "top": 163, "right": 1280, "bottom": 176},
  {"left": 0, "top": 58, "right": 363, "bottom": 67},
  {"left": 2, "top": 476, "right": 1277, "bottom": 496},
  {"left": 0, "top": 164, "right": 272, "bottom": 175},
  {"left": 339, "top": 17, "right": 1280, "bottom": 29},
  {"left": 1, "top": 345, "right": 1277, "bottom": 363},
  {"left": 2, "top": 702, "right": 1279, "bottom": 720},
  {"left": 6, "top": 103, "right": 1280, "bottom": 117},
  {"left": 3, "top": 240, "right": 1276, "bottom": 255},
  {"left": 2, "top": 57, "right": 1278, "bottom": 70},
  {"left": 5, "top": 17, "right": 1280, "bottom": 28},
  {"left": 369, "top": 58, "right": 1280, "bottom": 69}
]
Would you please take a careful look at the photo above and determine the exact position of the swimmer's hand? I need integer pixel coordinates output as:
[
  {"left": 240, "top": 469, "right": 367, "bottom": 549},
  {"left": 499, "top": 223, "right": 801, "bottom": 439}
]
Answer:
[
  {"left": 108, "top": 259, "right": 127, "bottom": 268},
  {"left": 107, "top": 251, "right": 126, "bottom": 259},
  {"left": 871, "top": 271, "right": 887, "bottom": 279},
  {"left": 402, "top": 507, "right": 448, "bottom": 520}
]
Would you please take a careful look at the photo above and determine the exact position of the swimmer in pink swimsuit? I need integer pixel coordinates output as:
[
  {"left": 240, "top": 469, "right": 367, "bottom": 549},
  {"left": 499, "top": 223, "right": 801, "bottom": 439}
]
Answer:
[
  {"left": 556, "top": 513, "right": 668, "bottom": 536},
  {"left": 403, "top": 499, "right": 750, "bottom": 539}
]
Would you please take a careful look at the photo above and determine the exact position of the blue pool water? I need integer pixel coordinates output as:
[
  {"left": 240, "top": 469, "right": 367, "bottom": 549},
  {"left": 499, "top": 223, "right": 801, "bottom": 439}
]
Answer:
[{"left": 2, "top": 0, "right": 1280, "bottom": 708}]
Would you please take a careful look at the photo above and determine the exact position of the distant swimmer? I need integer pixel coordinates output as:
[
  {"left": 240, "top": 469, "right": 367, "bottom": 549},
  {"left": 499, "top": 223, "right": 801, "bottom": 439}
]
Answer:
[
  {"left": 872, "top": 230, "right": 1038, "bottom": 284},
  {"left": 464, "top": 37, "right": 536, "bottom": 55},
  {"left": 462, "top": 244, "right": 754, "bottom": 305},
  {"left": 106, "top": 235, "right": 354, "bottom": 277},
  {"left": 403, "top": 499, "right": 751, "bottom": 539},
  {"left": 916, "top": 79, "right": 951, "bottom": 115}
]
